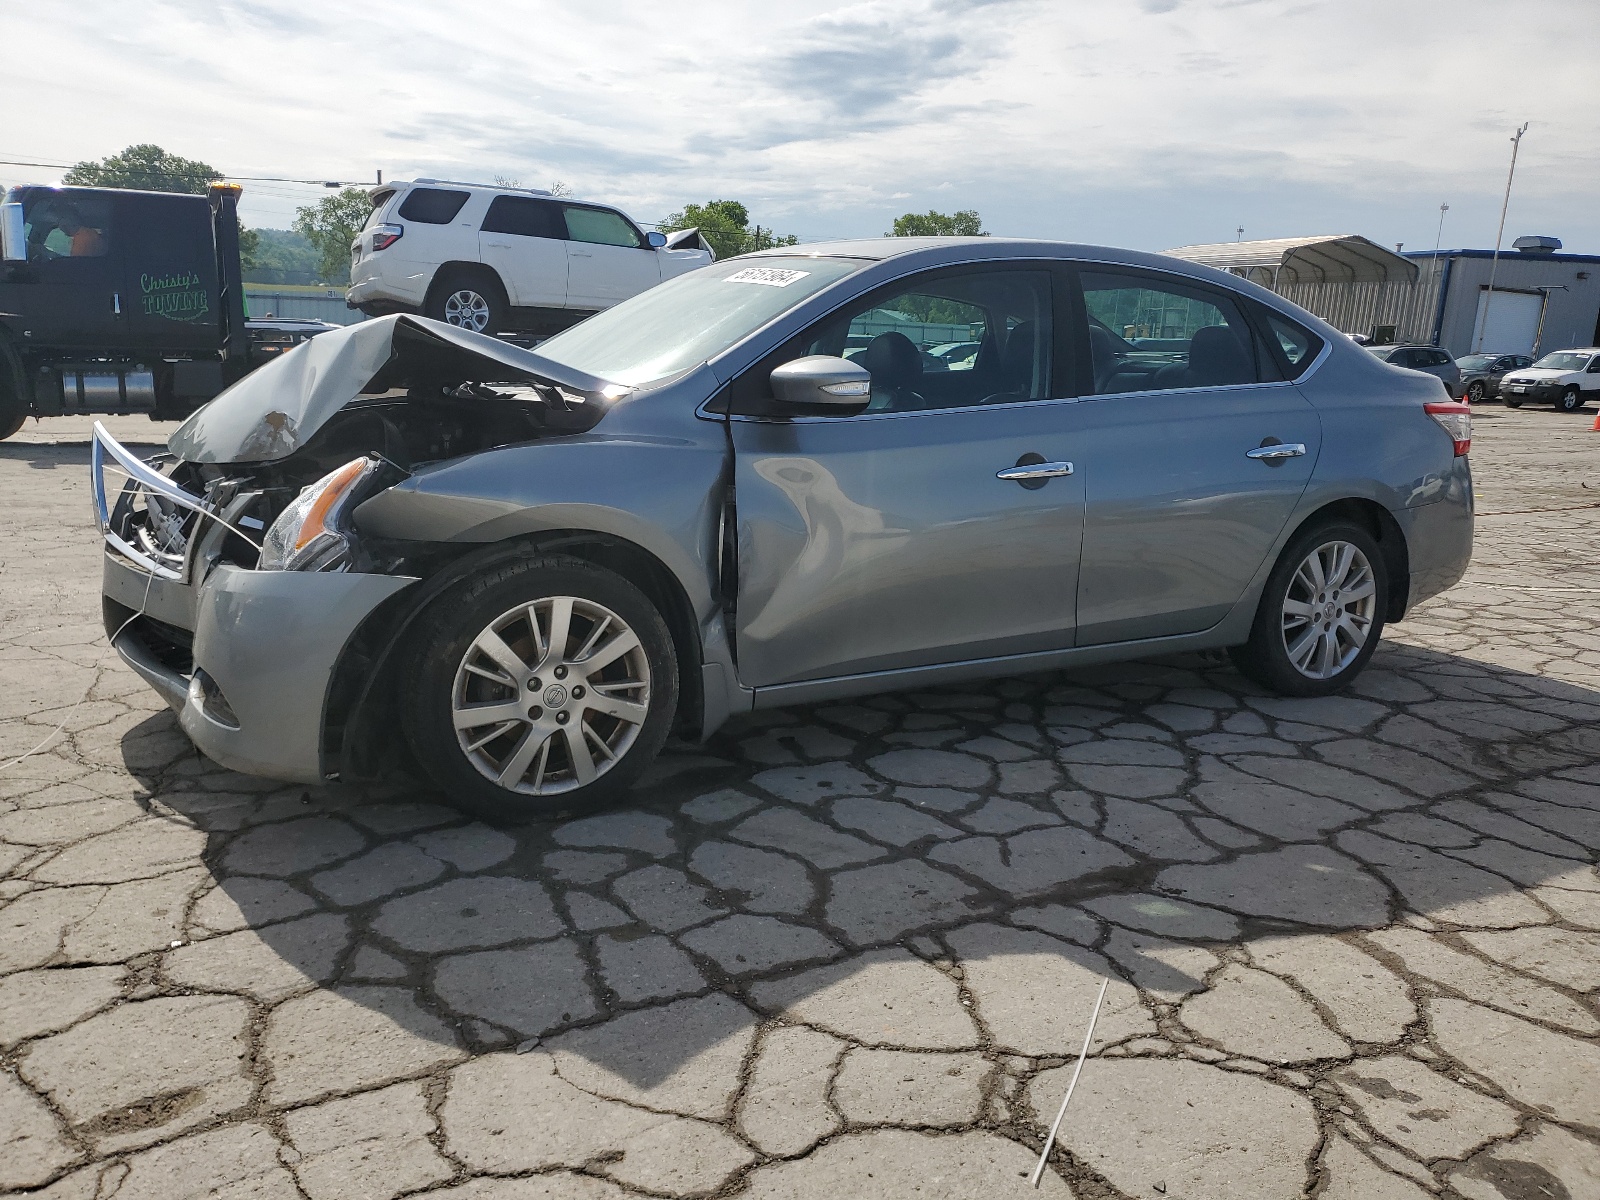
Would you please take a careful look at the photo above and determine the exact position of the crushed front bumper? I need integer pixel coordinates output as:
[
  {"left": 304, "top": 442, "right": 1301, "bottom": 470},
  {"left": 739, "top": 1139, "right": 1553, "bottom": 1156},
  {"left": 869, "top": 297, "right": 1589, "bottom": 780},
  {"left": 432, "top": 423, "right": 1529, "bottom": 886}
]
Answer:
[{"left": 94, "top": 424, "right": 417, "bottom": 783}]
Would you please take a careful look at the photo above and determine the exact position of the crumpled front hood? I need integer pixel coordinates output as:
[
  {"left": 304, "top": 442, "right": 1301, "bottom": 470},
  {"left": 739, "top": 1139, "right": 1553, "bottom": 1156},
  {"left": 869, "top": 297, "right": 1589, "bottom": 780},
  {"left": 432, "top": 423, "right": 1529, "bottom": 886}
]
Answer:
[{"left": 167, "top": 314, "right": 618, "bottom": 464}]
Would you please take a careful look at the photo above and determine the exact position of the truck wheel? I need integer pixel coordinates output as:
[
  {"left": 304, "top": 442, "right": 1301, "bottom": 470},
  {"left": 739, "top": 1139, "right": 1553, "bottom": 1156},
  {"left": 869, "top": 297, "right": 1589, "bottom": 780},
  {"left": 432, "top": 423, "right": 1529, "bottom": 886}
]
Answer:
[
  {"left": 425, "top": 268, "right": 507, "bottom": 336},
  {"left": 1228, "top": 521, "right": 1388, "bottom": 698},
  {"left": 402, "top": 555, "right": 679, "bottom": 822},
  {"left": 0, "top": 409, "right": 24, "bottom": 440},
  {"left": 1557, "top": 386, "right": 1585, "bottom": 413}
]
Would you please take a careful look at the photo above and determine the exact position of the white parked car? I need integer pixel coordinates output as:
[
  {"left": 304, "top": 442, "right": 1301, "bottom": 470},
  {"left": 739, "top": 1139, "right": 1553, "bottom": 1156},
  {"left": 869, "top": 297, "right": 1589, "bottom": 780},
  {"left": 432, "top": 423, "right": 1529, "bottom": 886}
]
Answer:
[
  {"left": 346, "top": 180, "right": 713, "bottom": 336},
  {"left": 1498, "top": 348, "right": 1600, "bottom": 412}
]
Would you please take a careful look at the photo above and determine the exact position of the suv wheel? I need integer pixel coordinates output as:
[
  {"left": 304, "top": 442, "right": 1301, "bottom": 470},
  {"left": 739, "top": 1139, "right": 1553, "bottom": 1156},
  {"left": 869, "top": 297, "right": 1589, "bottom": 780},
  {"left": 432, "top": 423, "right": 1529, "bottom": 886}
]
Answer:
[
  {"left": 425, "top": 268, "right": 507, "bottom": 336},
  {"left": 1228, "top": 521, "right": 1387, "bottom": 697},
  {"left": 1557, "top": 386, "right": 1585, "bottom": 413},
  {"left": 403, "top": 555, "right": 679, "bottom": 821},
  {"left": 1466, "top": 380, "right": 1485, "bottom": 403}
]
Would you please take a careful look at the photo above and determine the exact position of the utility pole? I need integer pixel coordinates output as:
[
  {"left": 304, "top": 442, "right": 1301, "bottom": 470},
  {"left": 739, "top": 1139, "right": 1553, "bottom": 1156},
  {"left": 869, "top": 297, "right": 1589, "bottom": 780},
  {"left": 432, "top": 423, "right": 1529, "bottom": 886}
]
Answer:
[
  {"left": 1236, "top": 226, "right": 1244, "bottom": 242},
  {"left": 1474, "top": 123, "right": 1529, "bottom": 352},
  {"left": 1423, "top": 202, "right": 1448, "bottom": 344}
]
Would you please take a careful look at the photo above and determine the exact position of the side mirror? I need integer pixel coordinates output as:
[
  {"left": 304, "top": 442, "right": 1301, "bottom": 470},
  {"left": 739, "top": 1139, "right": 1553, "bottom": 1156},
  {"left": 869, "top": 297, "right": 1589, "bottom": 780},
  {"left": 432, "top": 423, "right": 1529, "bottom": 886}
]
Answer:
[
  {"left": 0, "top": 203, "right": 24, "bottom": 263},
  {"left": 646, "top": 230, "right": 668, "bottom": 249},
  {"left": 770, "top": 356, "right": 872, "bottom": 413}
]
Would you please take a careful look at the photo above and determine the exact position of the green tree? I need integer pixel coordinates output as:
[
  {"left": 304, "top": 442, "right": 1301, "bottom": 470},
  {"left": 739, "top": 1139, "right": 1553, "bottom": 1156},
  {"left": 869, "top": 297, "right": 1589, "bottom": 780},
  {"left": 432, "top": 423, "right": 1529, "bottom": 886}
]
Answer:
[
  {"left": 293, "top": 187, "right": 372, "bottom": 284},
  {"left": 659, "top": 199, "right": 797, "bottom": 260},
  {"left": 62, "top": 143, "right": 266, "bottom": 274},
  {"left": 887, "top": 209, "right": 986, "bottom": 237},
  {"left": 62, "top": 143, "right": 222, "bottom": 194}
]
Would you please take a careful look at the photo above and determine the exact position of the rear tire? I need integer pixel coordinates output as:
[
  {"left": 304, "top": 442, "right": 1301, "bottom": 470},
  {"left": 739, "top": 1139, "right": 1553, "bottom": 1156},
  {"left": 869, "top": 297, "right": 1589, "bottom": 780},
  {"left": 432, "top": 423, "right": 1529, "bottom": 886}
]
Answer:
[
  {"left": 1228, "top": 521, "right": 1388, "bottom": 697},
  {"left": 0, "top": 408, "right": 24, "bottom": 441},
  {"left": 424, "top": 268, "right": 508, "bottom": 337},
  {"left": 1557, "top": 386, "right": 1585, "bottom": 413},
  {"left": 402, "top": 554, "right": 679, "bottom": 822}
]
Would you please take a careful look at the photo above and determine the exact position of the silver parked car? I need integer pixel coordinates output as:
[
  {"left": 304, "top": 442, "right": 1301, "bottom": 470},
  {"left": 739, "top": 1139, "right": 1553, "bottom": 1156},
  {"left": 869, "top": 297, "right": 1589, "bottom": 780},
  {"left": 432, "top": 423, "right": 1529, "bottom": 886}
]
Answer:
[
  {"left": 1364, "top": 344, "right": 1462, "bottom": 398},
  {"left": 94, "top": 239, "right": 1475, "bottom": 819}
]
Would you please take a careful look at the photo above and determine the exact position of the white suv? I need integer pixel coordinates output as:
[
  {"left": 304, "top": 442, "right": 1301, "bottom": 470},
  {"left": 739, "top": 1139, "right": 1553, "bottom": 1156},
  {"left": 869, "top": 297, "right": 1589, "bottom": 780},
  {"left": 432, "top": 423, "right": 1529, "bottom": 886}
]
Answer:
[
  {"left": 1498, "top": 348, "right": 1600, "bottom": 413},
  {"left": 346, "top": 180, "right": 713, "bottom": 336}
]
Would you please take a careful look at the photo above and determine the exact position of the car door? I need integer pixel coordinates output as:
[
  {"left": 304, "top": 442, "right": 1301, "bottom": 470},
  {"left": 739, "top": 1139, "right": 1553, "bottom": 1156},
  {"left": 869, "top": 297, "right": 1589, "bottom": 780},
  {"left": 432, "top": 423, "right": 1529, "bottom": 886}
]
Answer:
[
  {"left": 8, "top": 187, "right": 129, "bottom": 350},
  {"left": 1071, "top": 268, "right": 1321, "bottom": 645},
  {"left": 477, "top": 195, "right": 569, "bottom": 308},
  {"left": 729, "top": 264, "right": 1085, "bottom": 688},
  {"left": 560, "top": 205, "right": 661, "bottom": 309}
]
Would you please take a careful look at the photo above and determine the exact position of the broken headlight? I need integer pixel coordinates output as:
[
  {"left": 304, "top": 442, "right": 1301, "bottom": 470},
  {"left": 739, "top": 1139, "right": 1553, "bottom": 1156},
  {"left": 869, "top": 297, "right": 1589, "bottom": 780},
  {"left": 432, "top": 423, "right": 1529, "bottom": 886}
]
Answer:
[{"left": 259, "top": 457, "right": 379, "bottom": 572}]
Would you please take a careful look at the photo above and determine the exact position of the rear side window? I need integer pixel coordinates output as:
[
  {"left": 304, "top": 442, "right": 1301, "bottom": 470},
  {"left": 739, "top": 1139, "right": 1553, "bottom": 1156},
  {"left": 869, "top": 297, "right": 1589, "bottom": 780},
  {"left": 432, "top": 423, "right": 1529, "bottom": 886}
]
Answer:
[
  {"left": 361, "top": 190, "right": 395, "bottom": 230},
  {"left": 397, "top": 188, "right": 470, "bottom": 224},
  {"left": 481, "top": 196, "right": 563, "bottom": 239},
  {"left": 1263, "top": 312, "right": 1322, "bottom": 377},
  {"left": 1079, "top": 270, "right": 1260, "bottom": 395},
  {"left": 563, "top": 206, "right": 643, "bottom": 248}
]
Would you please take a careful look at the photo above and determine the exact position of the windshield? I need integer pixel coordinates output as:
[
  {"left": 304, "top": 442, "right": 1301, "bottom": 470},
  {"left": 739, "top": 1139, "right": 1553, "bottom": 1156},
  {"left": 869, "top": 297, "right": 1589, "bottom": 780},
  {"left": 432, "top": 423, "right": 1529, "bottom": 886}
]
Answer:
[
  {"left": 1532, "top": 351, "right": 1590, "bottom": 371},
  {"left": 533, "top": 256, "right": 864, "bottom": 386},
  {"left": 1456, "top": 354, "right": 1497, "bottom": 370}
]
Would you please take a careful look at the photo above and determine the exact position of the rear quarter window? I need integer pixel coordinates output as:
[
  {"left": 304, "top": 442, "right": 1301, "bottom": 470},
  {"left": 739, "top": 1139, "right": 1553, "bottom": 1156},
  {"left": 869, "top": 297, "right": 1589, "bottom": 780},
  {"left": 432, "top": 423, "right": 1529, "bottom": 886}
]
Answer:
[
  {"left": 397, "top": 188, "right": 471, "bottom": 224},
  {"left": 1262, "top": 311, "right": 1323, "bottom": 379}
]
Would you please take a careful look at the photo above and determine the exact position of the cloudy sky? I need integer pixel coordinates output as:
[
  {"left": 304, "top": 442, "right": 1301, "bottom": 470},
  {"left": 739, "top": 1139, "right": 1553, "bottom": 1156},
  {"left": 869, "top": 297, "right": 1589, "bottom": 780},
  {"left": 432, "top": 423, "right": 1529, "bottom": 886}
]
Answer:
[{"left": 6, "top": 0, "right": 1598, "bottom": 253}]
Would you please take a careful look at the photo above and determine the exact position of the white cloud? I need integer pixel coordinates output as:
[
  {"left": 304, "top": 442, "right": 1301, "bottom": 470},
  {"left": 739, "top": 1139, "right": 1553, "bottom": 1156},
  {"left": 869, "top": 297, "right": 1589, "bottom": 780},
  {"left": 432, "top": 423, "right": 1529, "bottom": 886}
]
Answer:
[{"left": 3, "top": 0, "right": 1597, "bottom": 253}]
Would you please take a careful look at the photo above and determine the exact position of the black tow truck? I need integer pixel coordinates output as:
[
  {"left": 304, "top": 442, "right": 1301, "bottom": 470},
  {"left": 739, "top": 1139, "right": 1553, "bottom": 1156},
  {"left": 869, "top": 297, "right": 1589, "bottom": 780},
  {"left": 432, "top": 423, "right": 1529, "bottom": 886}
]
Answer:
[{"left": 0, "top": 182, "right": 335, "bottom": 440}]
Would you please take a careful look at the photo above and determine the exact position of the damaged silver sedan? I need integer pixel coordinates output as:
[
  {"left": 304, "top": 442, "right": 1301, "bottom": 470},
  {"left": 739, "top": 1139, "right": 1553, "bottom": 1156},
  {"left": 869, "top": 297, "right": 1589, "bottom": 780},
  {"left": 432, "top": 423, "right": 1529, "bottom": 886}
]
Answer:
[{"left": 95, "top": 239, "right": 1474, "bottom": 818}]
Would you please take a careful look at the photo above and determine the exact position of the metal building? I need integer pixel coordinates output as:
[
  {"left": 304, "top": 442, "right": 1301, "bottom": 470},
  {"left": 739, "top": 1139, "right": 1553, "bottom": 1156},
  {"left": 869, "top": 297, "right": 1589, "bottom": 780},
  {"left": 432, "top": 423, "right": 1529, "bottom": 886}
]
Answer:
[
  {"left": 1406, "top": 241, "right": 1600, "bottom": 358},
  {"left": 1165, "top": 234, "right": 1600, "bottom": 358},
  {"left": 1165, "top": 235, "right": 1424, "bottom": 341}
]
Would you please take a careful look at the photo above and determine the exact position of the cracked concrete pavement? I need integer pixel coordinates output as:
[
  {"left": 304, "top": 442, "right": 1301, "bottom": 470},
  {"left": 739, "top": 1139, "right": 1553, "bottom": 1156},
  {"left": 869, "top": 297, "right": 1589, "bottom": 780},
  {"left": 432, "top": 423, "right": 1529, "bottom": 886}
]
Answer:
[{"left": 1, "top": 405, "right": 1598, "bottom": 1198}]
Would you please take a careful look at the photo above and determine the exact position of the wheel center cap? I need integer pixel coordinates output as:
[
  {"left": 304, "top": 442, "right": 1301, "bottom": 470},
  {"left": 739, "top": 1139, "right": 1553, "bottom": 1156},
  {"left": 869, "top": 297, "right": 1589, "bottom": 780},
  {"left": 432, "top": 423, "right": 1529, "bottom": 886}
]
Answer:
[{"left": 543, "top": 684, "right": 568, "bottom": 708}]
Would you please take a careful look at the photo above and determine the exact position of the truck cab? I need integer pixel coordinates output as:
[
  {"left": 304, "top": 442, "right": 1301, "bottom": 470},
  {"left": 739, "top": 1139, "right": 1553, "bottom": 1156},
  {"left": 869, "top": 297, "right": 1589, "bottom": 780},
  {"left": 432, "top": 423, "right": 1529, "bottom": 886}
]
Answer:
[{"left": 0, "top": 183, "right": 253, "bottom": 438}]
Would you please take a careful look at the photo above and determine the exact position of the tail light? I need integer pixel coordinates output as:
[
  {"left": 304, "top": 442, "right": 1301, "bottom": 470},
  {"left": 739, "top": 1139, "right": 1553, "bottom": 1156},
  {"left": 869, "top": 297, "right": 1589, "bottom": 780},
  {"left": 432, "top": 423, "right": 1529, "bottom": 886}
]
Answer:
[
  {"left": 1425, "top": 401, "right": 1471, "bottom": 456},
  {"left": 370, "top": 223, "right": 403, "bottom": 252}
]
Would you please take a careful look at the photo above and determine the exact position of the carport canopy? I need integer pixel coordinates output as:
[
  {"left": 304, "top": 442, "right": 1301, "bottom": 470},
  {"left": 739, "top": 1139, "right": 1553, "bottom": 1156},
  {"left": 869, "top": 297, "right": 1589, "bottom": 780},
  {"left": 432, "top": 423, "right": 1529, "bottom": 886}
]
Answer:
[{"left": 1164, "top": 235, "right": 1420, "bottom": 288}]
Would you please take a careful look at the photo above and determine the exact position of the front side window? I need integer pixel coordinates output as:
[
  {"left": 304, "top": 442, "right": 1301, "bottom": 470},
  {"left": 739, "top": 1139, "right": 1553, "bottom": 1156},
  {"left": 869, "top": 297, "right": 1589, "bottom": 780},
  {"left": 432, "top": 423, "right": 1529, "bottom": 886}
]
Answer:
[
  {"left": 1080, "top": 270, "right": 1259, "bottom": 395},
  {"left": 795, "top": 268, "right": 1053, "bottom": 413},
  {"left": 563, "top": 206, "right": 643, "bottom": 248},
  {"left": 24, "top": 191, "right": 111, "bottom": 260},
  {"left": 481, "top": 196, "right": 563, "bottom": 239},
  {"left": 533, "top": 255, "right": 863, "bottom": 386},
  {"left": 397, "top": 188, "right": 470, "bottom": 224}
]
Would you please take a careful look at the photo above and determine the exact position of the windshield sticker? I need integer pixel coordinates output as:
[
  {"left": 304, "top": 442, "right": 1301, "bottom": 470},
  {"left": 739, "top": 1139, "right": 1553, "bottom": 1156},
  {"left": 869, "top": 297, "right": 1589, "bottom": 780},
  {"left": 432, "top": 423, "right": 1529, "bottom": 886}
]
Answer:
[{"left": 724, "top": 267, "right": 810, "bottom": 287}]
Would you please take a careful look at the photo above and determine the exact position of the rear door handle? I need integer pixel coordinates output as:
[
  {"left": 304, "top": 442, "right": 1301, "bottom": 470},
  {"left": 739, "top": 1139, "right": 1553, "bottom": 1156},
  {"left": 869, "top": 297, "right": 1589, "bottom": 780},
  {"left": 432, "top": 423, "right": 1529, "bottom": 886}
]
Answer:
[
  {"left": 997, "top": 461, "right": 1073, "bottom": 480},
  {"left": 569, "top": 247, "right": 592, "bottom": 257},
  {"left": 1246, "top": 443, "right": 1306, "bottom": 460}
]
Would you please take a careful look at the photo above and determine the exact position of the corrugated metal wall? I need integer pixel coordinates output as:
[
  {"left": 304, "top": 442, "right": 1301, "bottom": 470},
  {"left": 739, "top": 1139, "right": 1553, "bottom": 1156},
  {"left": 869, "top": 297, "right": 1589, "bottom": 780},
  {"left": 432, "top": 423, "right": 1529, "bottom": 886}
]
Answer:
[
  {"left": 1271, "top": 276, "right": 1439, "bottom": 344},
  {"left": 244, "top": 290, "right": 366, "bottom": 325}
]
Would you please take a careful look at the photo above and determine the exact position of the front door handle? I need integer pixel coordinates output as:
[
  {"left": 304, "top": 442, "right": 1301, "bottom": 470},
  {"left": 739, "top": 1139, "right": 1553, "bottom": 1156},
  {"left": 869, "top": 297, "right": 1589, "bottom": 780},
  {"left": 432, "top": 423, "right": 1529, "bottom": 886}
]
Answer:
[
  {"left": 1246, "top": 442, "right": 1306, "bottom": 461},
  {"left": 997, "top": 461, "right": 1073, "bottom": 481}
]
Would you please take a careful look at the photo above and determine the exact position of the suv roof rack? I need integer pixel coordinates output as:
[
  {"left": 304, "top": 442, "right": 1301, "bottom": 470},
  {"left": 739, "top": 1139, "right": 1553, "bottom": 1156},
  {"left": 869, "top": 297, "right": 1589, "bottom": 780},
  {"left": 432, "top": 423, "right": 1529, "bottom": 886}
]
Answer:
[{"left": 411, "top": 178, "right": 555, "bottom": 198}]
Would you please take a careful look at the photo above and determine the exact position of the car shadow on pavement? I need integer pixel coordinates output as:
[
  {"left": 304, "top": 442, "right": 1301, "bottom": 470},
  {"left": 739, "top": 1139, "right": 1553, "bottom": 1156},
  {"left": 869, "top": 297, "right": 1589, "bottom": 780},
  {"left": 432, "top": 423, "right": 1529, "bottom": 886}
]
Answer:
[{"left": 122, "top": 642, "right": 1600, "bottom": 1100}]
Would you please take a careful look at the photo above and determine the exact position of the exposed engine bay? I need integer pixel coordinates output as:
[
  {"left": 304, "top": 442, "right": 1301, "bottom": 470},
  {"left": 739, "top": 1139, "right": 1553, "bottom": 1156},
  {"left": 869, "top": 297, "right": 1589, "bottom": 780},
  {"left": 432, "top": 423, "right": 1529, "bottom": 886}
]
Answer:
[{"left": 96, "top": 315, "right": 621, "bottom": 579}]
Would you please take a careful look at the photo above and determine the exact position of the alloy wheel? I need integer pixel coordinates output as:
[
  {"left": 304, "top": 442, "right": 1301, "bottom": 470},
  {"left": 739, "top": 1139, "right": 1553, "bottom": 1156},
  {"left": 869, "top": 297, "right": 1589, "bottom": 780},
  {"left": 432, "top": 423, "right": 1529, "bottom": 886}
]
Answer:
[
  {"left": 451, "top": 596, "right": 651, "bottom": 795},
  {"left": 443, "top": 289, "right": 491, "bottom": 332},
  {"left": 1280, "top": 540, "right": 1377, "bottom": 680}
]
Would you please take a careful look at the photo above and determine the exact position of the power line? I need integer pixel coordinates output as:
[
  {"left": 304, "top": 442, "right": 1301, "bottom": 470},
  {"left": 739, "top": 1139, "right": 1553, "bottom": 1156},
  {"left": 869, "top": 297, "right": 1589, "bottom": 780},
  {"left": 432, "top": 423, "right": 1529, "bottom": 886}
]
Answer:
[{"left": 0, "top": 155, "right": 374, "bottom": 187}]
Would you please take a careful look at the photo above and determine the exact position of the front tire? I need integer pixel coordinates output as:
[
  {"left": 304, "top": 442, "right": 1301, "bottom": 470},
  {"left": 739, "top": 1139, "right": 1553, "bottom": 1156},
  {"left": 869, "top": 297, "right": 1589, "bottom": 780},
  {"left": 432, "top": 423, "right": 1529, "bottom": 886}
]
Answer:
[
  {"left": 1503, "top": 394, "right": 1523, "bottom": 408},
  {"left": 1557, "top": 386, "right": 1585, "bottom": 413},
  {"left": 424, "top": 268, "right": 508, "bottom": 336},
  {"left": 402, "top": 555, "right": 679, "bottom": 821},
  {"left": 1228, "top": 521, "right": 1387, "bottom": 697},
  {"left": 1466, "top": 381, "right": 1485, "bottom": 403}
]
